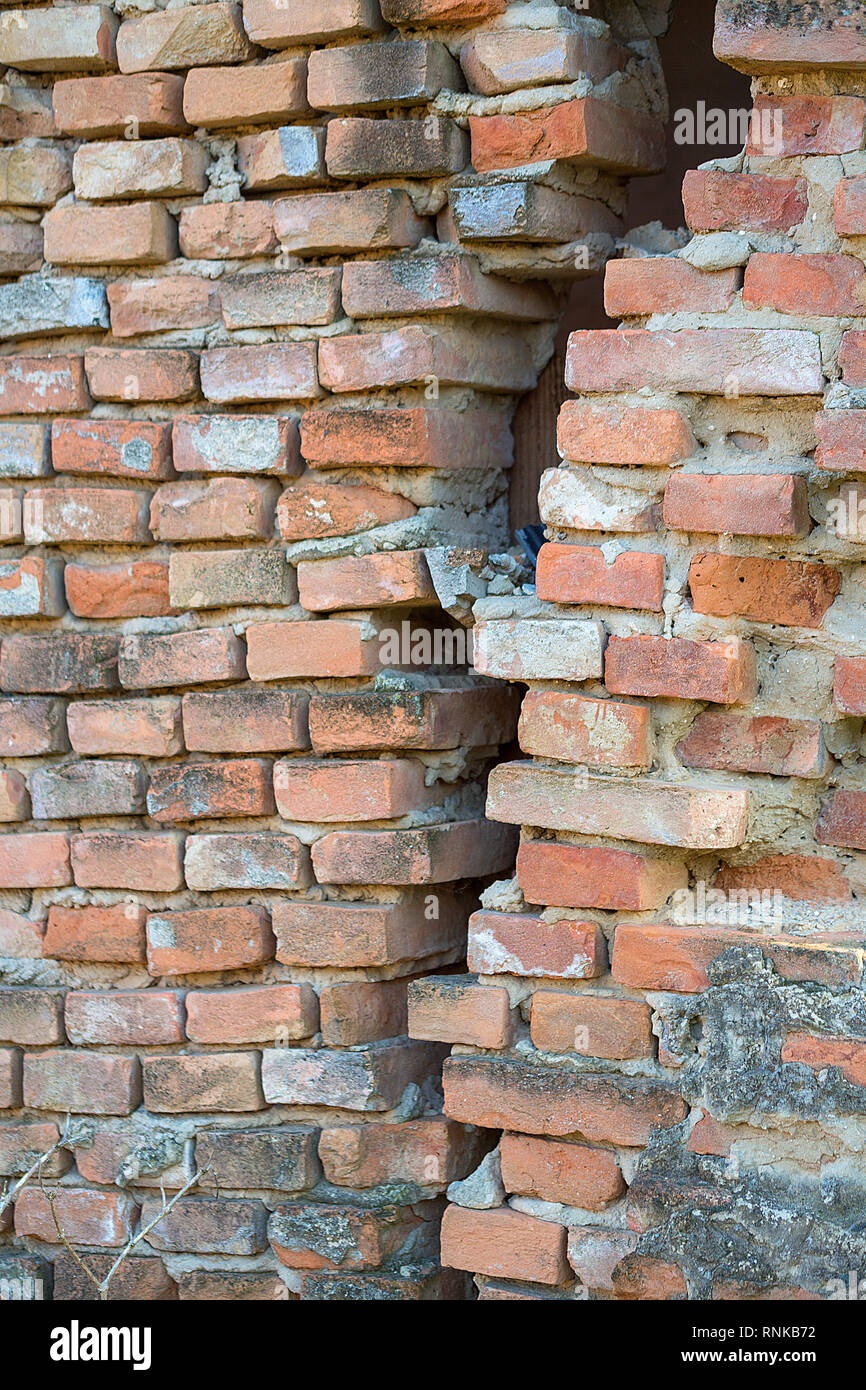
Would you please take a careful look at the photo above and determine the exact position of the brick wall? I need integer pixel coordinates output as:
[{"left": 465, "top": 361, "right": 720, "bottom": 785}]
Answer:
[
  {"left": 415, "top": 0, "right": 866, "bottom": 1301},
  {"left": 0, "top": 0, "right": 670, "bottom": 1299}
]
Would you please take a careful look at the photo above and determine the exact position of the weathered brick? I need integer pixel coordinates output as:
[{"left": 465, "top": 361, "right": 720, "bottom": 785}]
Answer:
[
  {"left": 443, "top": 1055, "right": 686, "bottom": 1144},
  {"left": 65, "top": 990, "right": 184, "bottom": 1046},
  {"left": 0, "top": 145, "right": 71, "bottom": 207},
  {"left": 663, "top": 472, "right": 809, "bottom": 537},
  {"left": 184, "top": 832, "right": 310, "bottom": 890},
  {"left": 237, "top": 125, "right": 325, "bottom": 191},
  {"left": 243, "top": 0, "right": 386, "bottom": 46},
  {"left": 835, "top": 656, "right": 866, "bottom": 715},
  {"left": 612, "top": 922, "right": 866, "bottom": 992},
  {"left": 196, "top": 1127, "right": 319, "bottom": 1192},
  {"left": 182, "top": 687, "right": 309, "bottom": 753},
  {"left": 67, "top": 697, "right": 182, "bottom": 757},
  {"left": 142, "top": 1054, "right": 264, "bottom": 1113},
  {"left": 0, "top": 556, "right": 64, "bottom": 618},
  {"left": 605, "top": 257, "right": 738, "bottom": 316},
  {"left": 168, "top": 548, "right": 294, "bottom": 610},
  {"left": 0, "top": 220, "right": 43, "bottom": 277},
  {"left": 0, "top": 768, "right": 29, "bottom": 822},
  {"left": 319, "top": 323, "right": 535, "bottom": 393},
  {"left": 605, "top": 635, "right": 757, "bottom": 704},
  {"left": 23, "top": 1050, "right": 141, "bottom": 1115},
  {"left": 556, "top": 401, "right": 693, "bottom": 467},
  {"left": 319, "top": 1117, "right": 479, "bottom": 1189},
  {"left": 0, "top": 1049, "right": 22, "bottom": 1109},
  {"left": 44, "top": 202, "right": 178, "bottom": 266},
  {"left": 471, "top": 97, "right": 664, "bottom": 174},
  {"left": 146, "top": 906, "right": 274, "bottom": 975},
  {"left": 178, "top": 200, "right": 277, "bottom": 259},
  {"left": 307, "top": 40, "right": 461, "bottom": 112},
  {"left": 0, "top": 85, "right": 56, "bottom": 141},
  {"left": 817, "top": 791, "right": 866, "bottom": 852},
  {"left": 53, "top": 1254, "right": 175, "bottom": 1302},
  {"left": 0, "top": 355, "right": 90, "bottom": 415},
  {"left": 440, "top": 1205, "right": 570, "bottom": 1286},
  {"left": 326, "top": 115, "right": 467, "bottom": 178},
  {"left": 0, "top": 989, "right": 64, "bottom": 1046},
  {"left": 714, "top": 0, "right": 866, "bottom": 71},
  {"left": 152, "top": 477, "right": 279, "bottom": 539},
  {"left": 715, "top": 854, "right": 851, "bottom": 905},
  {"left": 273, "top": 893, "right": 466, "bottom": 968},
  {"left": 473, "top": 618, "right": 605, "bottom": 682},
  {"left": 382, "top": 0, "right": 506, "bottom": 17},
  {"left": 408, "top": 976, "right": 513, "bottom": 1048},
  {"left": 298, "top": 550, "right": 435, "bottom": 613},
  {"left": 0, "top": 6, "right": 118, "bottom": 73},
  {"left": 71, "top": 832, "right": 185, "bottom": 891},
  {"left": 677, "top": 713, "right": 828, "bottom": 779},
  {"left": 308, "top": 686, "right": 519, "bottom": 753},
  {"left": 0, "top": 1122, "right": 69, "bottom": 1178},
  {"left": 815, "top": 410, "right": 866, "bottom": 473},
  {"left": 147, "top": 758, "right": 275, "bottom": 822},
  {"left": 448, "top": 180, "right": 620, "bottom": 243},
  {"left": 173, "top": 413, "right": 299, "bottom": 476},
  {"left": 52, "top": 419, "right": 173, "bottom": 481},
  {"left": 53, "top": 72, "right": 187, "bottom": 137},
  {"left": 300, "top": 405, "right": 511, "bottom": 470},
  {"left": 85, "top": 347, "right": 197, "bottom": 404},
  {"left": 311, "top": 819, "right": 518, "bottom": 884},
  {"left": 262, "top": 1039, "right": 444, "bottom": 1110},
  {"left": 117, "top": 3, "right": 254, "bottom": 73},
  {"left": 24, "top": 486, "right": 151, "bottom": 545},
  {"left": 278, "top": 478, "right": 415, "bottom": 539},
  {"left": 319, "top": 979, "right": 407, "bottom": 1047},
  {"left": 461, "top": 26, "right": 623, "bottom": 93},
  {"left": 142, "top": 1196, "right": 268, "bottom": 1254},
  {"left": 221, "top": 268, "right": 340, "bottom": 330},
  {"left": 44, "top": 904, "right": 147, "bottom": 964},
  {"left": 568, "top": 1226, "right": 638, "bottom": 1291},
  {"left": 748, "top": 95, "right": 865, "bottom": 156},
  {"left": 118, "top": 628, "right": 246, "bottom": 689},
  {"left": 15, "top": 1188, "right": 138, "bottom": 1248},
  {"left": 536, "top": 542, "right": 665, "bottom": 611},
  {"left": 487, "top": 764, "right": 749, "bottom": 850},
  {"left": 201, "top": 343, "right": 319, "bottom": 404},
  {"left": 530, "top": 994, "right": 653, "bottom": 1063},
  {"left": 269, "top": 1200, "right": 426, "bottom": 1271},
  {"left": 745, "top": 253, "right": 866, "bottom": 317},
  {"left": 245, "top": 618, "right": 383, "bottom": 680},
  {"left": 0, "top": 910, "right": 43, "bottom": 964},
  {"left": 342, "top": 252, "right": 554, "bottom": 322},
  {"left": 0, "top": 424, "right": 53, "bottom": 480},
  {"left": 501, "top": 1132, "right": 625, "bottom": 1209},
  {"left": 65, "top": 559, "right": 172, "bottom": 619},
  {"left": 274, "top": 188, "right": 429, "bottom": 256},
  {"left": 183, "top": 57, "right": 309, "bottom": 126},
  {"left": 176, "top": 1270, "right": 288, "bottom": 1300},
  {"left": 518, "top": 691, "right": 651, "bottom": 769},
  {"left": 566, "top": 329, "right": 823, "bottom": 396},
  {"left": 73, "top": 137, "right": 207, "bottom": 200},
  {"left": 0, "top": 634, "right": 118, "bottom": 694},
  {"left": 274, "top": 758, "right": 425, "bottom": 822},
  {"left": 0, "top": 697, "right": 67, "bottom": 757},
  {"left": 30, "top": 760, "right": 145, "bottom": 820},
  {"left": 835, "top": 176, "right": 866, "bottom": 237},
  {"left": 682, "top": 168, "right": 808, "bottom": 231},
  {"left": 517, "top": 843, "right": 686, "bottom": 912},
  {"left": 688, "top": 554, "right": 841, "bottom": 628},
  {"left": 186, "top": 984, "right": 318, "bottom": 1044},
  {"left": 781, "top": 1033, "right": 866, "bottom": 1086},
  {"left": 108, "top": 276, "right": 221, "bottom": 337},
  {"left": 0, "top": 275, "right": 109, "bottom": 343}
]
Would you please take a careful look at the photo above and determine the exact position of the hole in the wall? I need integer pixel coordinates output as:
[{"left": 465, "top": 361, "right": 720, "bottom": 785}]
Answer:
[{"left": 509, "top": 0, "right": 752, "bottom": 534}]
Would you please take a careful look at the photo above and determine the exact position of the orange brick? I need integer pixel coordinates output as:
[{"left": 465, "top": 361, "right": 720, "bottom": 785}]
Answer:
[
  {"left": 25, "top": 486, "right": 151, "bottom": 545},
  {"left": 688, "top": 554, "right": 841, "bottom": 628},
  {"left": 408, "top": 976, "right": 514, "bottom": 1048},
  {"left": 64, "top": 559, "right": 171, "bottom": 619},
  {"left": 500, "top": 1133, "right": 625, "bottom": 1208},
  {"left": 15, "top": 1187, "right": 138, "bottom": 1248},
  {"left": 71, "top": 832, "right": 185, "bottom": 891},
  {"left": 817, "top": 791, "right": 866, "bottom": 851},
  {"left": 185, "top": 984, "right": 318, "bottom": 1044},
  {"left": 277, "top": 478, "right": 415, "bottom": 540},
  {"left": 245, "top": 619, "right": 382, "bottom": 680},
  {"left": 744, "top": 252, "right": 866, "bottom": 316},
  {"left": 274, "top": 758, "right": 426, "bottom": 821},
  {"left": 146, "top": 906, "right": 274, "bottom": 975},
  {"left": 318, "top": 1117, "right": 479, "bottom": 1188},
  {"left": 682, "top": 169, "right": 807, "bottom": 232},
  {"left": 297, "top": 550, "right": 435, "bottom": 612},
  {"left": 605, "top": 634, "right": 757, "bottom": 704},
  {"left": 604, "top": 257, "right": 738, "bottom": 316},
  {"left": 557, "top": 401, "right": 694, "bottom": 465},
  {"left": 470, "top": 97, "right": 664, "bottom": 175},
  {"left": 747, "top": 94, "right": 865, "bottom": 157},
  {"left": 440, "top": 1205, "right": 570, "bottom": 1286},
  {"left": 84, "top": 347, "right": 197, "bottom": 403},
  {"left": 108, "top": 275, "right": 220, "bottom": 337},
  {"left": 65, "top": 990, "right": 184, "bottom": 1045},
  {"left": 467, "top": 911, "right": 606, "bottom": 979},
  {"left": 178, "top": 201, "right": 277, "bottom": 259},
  {"left": 44, "top": 200, "right": 177, "bottom": 265},
  {"left": 781, "top": 1033, "right": 866, "bottom": 1086},
  {"left": 0, "top": 355, "right": 90, "bottom": 415},
  {"left": 146, "top": 758, "right": 274, "bottom": 822},
  {"left": 529, "top": 991, "right": 654, "bottom": 1060},
  {"left": 518, "top": 692, "right": 652, "bottom": 769},
  {"left": 536, "top": 542, "right": 664, "bottom": 611},
  {"left": 67, "top": 697, "right": 183, "bottom": 757},
  {"left": 815, "top": 410, "right": 866, "bottom": 473},
  {"left": 44, "top": 904, "right": 147, "bottom": 964},
  {"left": 319, "top": 978, "right": 407, "bottom": 1046},
  {"left": 51, "top": 419, "right": 173, "bottom": 480},
  {"left": 517, "top": 842, "right": 686, "bottom": 912},
  {"left": 300, "top": 405, "right": 512, "bottom": 470},
  {"left": 183, "top": 58, "right": 309, "bottom": 126},
  {"left": 715, "top": 854, "right": 851, "bottom": 905},
  {"left": 0, "top": 833, "right": 70, "bottom": 889},
  {"left": 663, "top": 472, "right": 809, "bottom": 537},
  {"left": 676, "top": 713, "right": 827, "bottom": 778},
  {"left": 53, "top": 72, "right": 188, "bottom": 137}
]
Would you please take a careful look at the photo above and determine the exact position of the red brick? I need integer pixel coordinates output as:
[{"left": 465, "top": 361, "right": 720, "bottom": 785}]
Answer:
[
  {"left": 682, "top": 169, "right": 808, "bottom": 232},
  {"left": 307, "top": 38, "right": 460, "bottom": 113},
  {"left": 272, "top": 894, "right": 466, "bottom": 969},
  {"left": 71, "top": 832, "right": 185, "bottom": 891},
  {"left": 183, "top": 58, "right": 308, "bottom": 126},
  {"left": 817, "top": 791, "right": 866, "bottom": 851},
  {"left": 23, "top": 1050, "right": 141, "bottom": 1115},
  {"left": 273, "top": 757, "right": 426, "bottom": 822},
  {"left": 715, "top": 1, "right": 866, "bottom": 72},
  {"left": 0, "top": 833, "right": 70, "bottom": 889},
  {"left": 841, "top": 331, "right": 866, "bottom": 388},
  {"left": 178, "top": 201, "right": 277, "bottom": 259},
  {"left": 44, "top": 904, "right": 146, "bottom": 964},
  {"left": 487, "top": 763, "right": 749, "bottom": 850},
  {"left": 200, "top": 343, "right": 319, "bottom": 404},
  {"left": 0, "top": 988, "right": 63, "bottom": 1046},
  {"left": 664, "top": 472, "right": 808, "bottom": 537},
  {"left": 320, "top": 979, "right": 407, "bottom": 1047},
  {"left": 274, "top": 188, "right": 428, "bottom": 256},
  {"left": 15, "top": 1187, "right": 138, "bottom": 1248},
  {"left": 84, "top": 347, "right": 197, "bottom": 404},
  {"left": 835, "top": 656, "right": 866, "bottom": 714},
  {"left": 146, "top": 906, "right": 274, "bottom": 975},
  {"left": 67, "top": 697, "right": 183, "bottom": 757},
  {"left": 147, "top": 758, "right": 274, "bottom": 822},
  {"left": 221, "top": 268, "right": 341, "bottom": 331},
  {"left": 612, "top": 922, "right": 866, "bottom": 992},
  {"left": 0, "top": 910, "right": 45, "bottom": 960},
  {"left": 688, "top": 554, "right": 841, "bottom": 628},
  {"left": 182, "top": 688, "right": 309, "bottom": 753},
  {"left": 470, "top": 97, "right": 664, "bottom": 175},
  {"left": 308, "top": 686, "right": 520, "bottom": 753},
  {"left": 467, "top": 911, "right": 606, "bottom": 980},
  {"left": 517, "top": 842, "right": 686, "bottom": 912},
  {"left": 0, "top": 1048, "right": 22, "bottom": 1109},
  {"left": 142, "top": 1054, "right": 264, "bottom": 1113},
  {"left": 744, "top": 253, "right": 866, "bottom": 317},
  {"left": 408, "top": 976, "right": 514, "bottom": 1048},
  {"left": 557, "top": 400, "right": 694, "bottom": 467},
  {"left": 300, "top": 405, "right": 512, "bottom": 470},
  {"left": 440, "top": 1205, "right": 570, "bottom": 1286},
  {"left": 185, "top": 984, "right": 317, "bottom": 1045},
  {"left": 24, "top": 485, "right": 151, "bottom": 545},
  {"left": 815, "top": 410, "right": 866, "bottom": 473},
  {"left": 781, "top": 1033, "right": 866, "bottom": 1086},
  {"left": 244, "top": 0, "right": 386, "bottom": 45},
  {"left": 443, "top": 1055, "right": 687, "bottom": 1145},
  {"left": 108, "top": 276, "right": 220, "bottom": 337},
  {"left": 604, "top": 257, "right": 738, "bottom": 316},
  {"left": 500, "top": 1133, "right": 625, "bottom": 1207},
  {"left": 245, "top": 618, "right": 382, "bottom": 680},
  {"left": 277, "top": 479, "right": 415, "bottom": 540},
  {"left": 318, "top": 324, "right": 534, "bottom": 393},
  {"left": 747, "top": 95, "right": 866, "bottom": 156},
  {"left": 184, "top": 831, "right": 310, "bottom": 891},
  {"left": 1, "top": 633, "right": 118, "bottom": 694},
  {"left": 715, "top": 854, "right": 851, "bottom": 905},
  {"left": 605, "top": 634, "right": 756, "bottom": 704},
  {"left": 311, "top": 820, "right": 517, "bottom": 885},
  {"left": 566, "top": 329, "right": 823, "bottom": 396},
  {"left": 0, "top": 1121, "right": 69, "bottom": 1178},
  {"left": 536, "top": 542, "right": 664, "bottom": 611},
  {"left": 530, "top": 993, "right": 654, "bottom": 1062},
  {"left": 297, "top": 550, "right": 435, "bottom": 613},
  {"left": 51, "top": 419, "right": 173, "bottom": 481},
  {"left": 676, "top": 713, "right": 827, "bottom": 778},
  {"left": 44, "top": 201, "right": 177, "bottom": 266},
  {"left": 65, "top": 991, "right": 184, "bottom": 1046},
  {"left": 53, "top": 72, "right": 188, "bottom": 137},
  {"left": 151, "top": 478, "right": 277, "bottom": 542},
  {"left": 835, "top": 176, "right": 866, "bottom": 237},
  {"left": 118, "top": 628, "right": 246, "bottom": 689},
  {"left": 142, "top": 1196, "right": 267, "bottom": 1256},
  {"left": 65, "top": 559, "right": 171, "bottom": 619},
  {"left": 318, "top": 1117, "right": 479, "bottom": 1189},
  {"left": 517, "top": 691, "right": 652, "bottom": 769},
  {"left": 0, "top": 768, "right": 29, "bottom": 822},
  {"left": 269, "top": 1201, "right": 425, "bottom": 1271},
  {"left": 0, "top": 355, "right": 90, "bottom": 415}
]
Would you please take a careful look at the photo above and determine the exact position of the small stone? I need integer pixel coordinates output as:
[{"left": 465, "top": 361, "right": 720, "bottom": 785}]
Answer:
[{"left": 446, "top": 1147, "right": 504, "bottom": 1210}]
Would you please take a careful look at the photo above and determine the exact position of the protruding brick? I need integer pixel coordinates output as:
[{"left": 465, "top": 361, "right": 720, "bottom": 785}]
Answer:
[
  {"left": 815, "top": 410, "right": 866, "bottom": 473},
  {"left": 311, "top": 819, "right": 517, "bottom": 885},
  {"left": 300, "top": 405, "right": 511, "bottom": 470},
  {"left": 73, "top": 138, "right": 207, "bottom": 201},
  {"left": 319, "top": 323, "right": 534, "bottom": 393},
  {"left": 0, "top": 697, "right": 67, "bottom": 756},
  {"left": 612, "top": 922, "right": 866, "bottom": 992},
  {"left": 605, "top": 257, "right": 738, "bottom": 316},
  {"left": 273, "top": 893, "right": 466, "bottom": 968},
  {"left": 318, "top": 1116, "right": 477, "bottom": 1189},
  {"left": 473, "top": 618, "right": 605, "bottom": 682},
  {"left": 53, "top": 72, "right": 188, "bottom": 137},
  {"left": 408, "top": 976, "right": 514, "bottom": 1048},
  {"left": 185, "top": 984, "right": 318, "bottom": 1044},
  {"left": 44, "top": 201, "right": 178, "bottom": 266},
  {"left": 470, "top": 97, "right": 664, "bottom": 175},
  {"left": 326, "top": 115, "right": 467, "bottom": 178},
  {"left": 118, "top": 628, "right": 246, "bottom": 689},
  {"left": 237, "top": 125, "right": 325, "bottom": 191},
  {"left": 278, "top": 479, "right": 415, "bottom": 540},
  {"left": 242, "top": 0, "right": 386, "bottom": 47},
  {"left": 274, "top": 188, "right": 429, "bottom": 256},
  {"left": 517, "top": 843, "right": 686, "bottom": 912},
  {"left": 307, "top": 39, "right": 461, "bottom": 112},
  {"left": 440, "top": 1206, "right": 570, "bottom": 1287},
  {"left": 71, "top": 832, "right": 185, "bottom": 891},
  {"left": 682, "top": 168, "right": 808, "bottom": 232},
  {"left": 23, "top": 1051, "right": 141, "bottom": 1115},
  {"left": 117, "top": 3, "right": 254, "bottom": 74},
  {"left": 298, "top": 550, "right": 435, "bottom": 613},
  {"left": 245, "top": 618, "right": 383, "bottom": 680},
  {"left": 663, "top": 472, "right": 809, "bottom": 537},
  {"left": 146, "top": 906, "right": 274, "bottom": 975},
  {"left": 529, "top": 993, "right": 653, "bottom": 1063},
  {"left": 142, "top": 1054, "right": 264, "bottom": 1113},
  {"left": 467, "top": 911, "right": 607, "bottom": 980},
  {"left": 52, "top": 419, "right": 173, "bottom": 481},
  {"left": 605, "top": 635, "right": 757, "bottom": 705},
  {"left": 747, "top": 95, "right": 865, "bottom": 157},
  {"left": 108, "top": 276, "right": 220, "bottom": 337},
  {"left": 309, "top": 686, "right": 519, "bottom": 753},
  {"left": 201, "top": 343, "right": 319, "bottom": 404},
  {"left": 44, "top": 904, "right": 147, "bottom": 964},
  {"left": 262, "top": 1039, "right": 443, "bottom": 1111},
  {"left": 536, "top": 542, "right": 665, "bottom": 611},
  {"left": 501, "top": 1132, "right": 625, "bottom": 1207},
  {"left": 566, "top": 329, "right": 823, "bottom": 396},
  {"left": 715, "top": 0, "right": 866, "bottom": 72},
  {"left": 518, "top": 692, "right": 652, "bottom": 769}
]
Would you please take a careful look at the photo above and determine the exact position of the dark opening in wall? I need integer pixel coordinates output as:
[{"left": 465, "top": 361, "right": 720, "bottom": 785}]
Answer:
[{"left": 509, "top": 0, "right": 752, "bottom": 532}]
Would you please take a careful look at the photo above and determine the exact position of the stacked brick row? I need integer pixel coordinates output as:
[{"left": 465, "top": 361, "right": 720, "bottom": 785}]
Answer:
[
  {"left": 0, "top": 0, "right": 669, "bottom": 1299},
  {"left": 413, "top": 0, "right": 866, "bottom": 1300}
]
